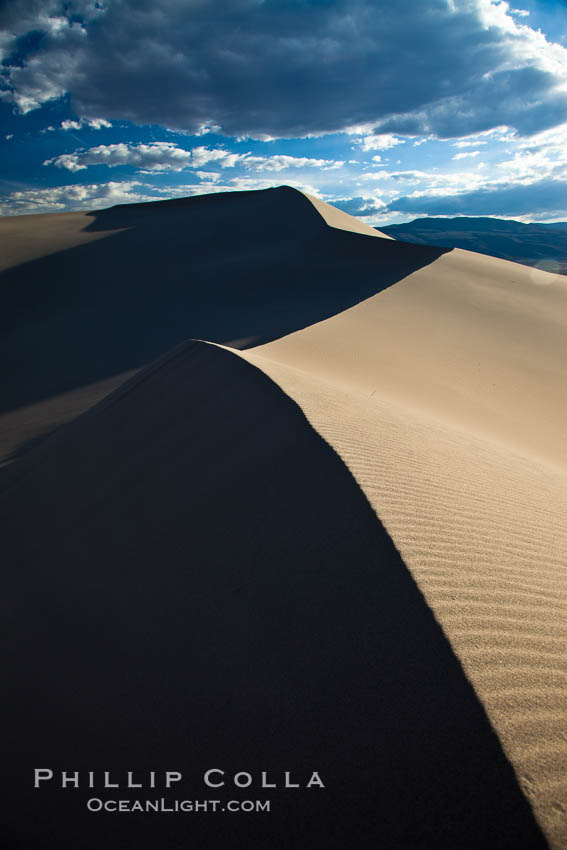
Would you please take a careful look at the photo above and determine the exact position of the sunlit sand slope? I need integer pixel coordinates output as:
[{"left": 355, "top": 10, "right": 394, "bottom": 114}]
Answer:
[
  {"left": 240, "top": 350, "right": 567, "bottom": 848},
  {"left": 301, "top": 191, "right": 394, "bottom": 239},
  {"left": 248, "top": 247, "right": 567, "bottom": 468},
  {"left": 241, "top": 247, "right": 567, "bottom": 847}
]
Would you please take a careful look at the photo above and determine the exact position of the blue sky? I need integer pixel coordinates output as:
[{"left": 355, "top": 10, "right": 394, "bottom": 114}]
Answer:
[{"left": 1, "top": 0, "right": 567, "bottom": 223}]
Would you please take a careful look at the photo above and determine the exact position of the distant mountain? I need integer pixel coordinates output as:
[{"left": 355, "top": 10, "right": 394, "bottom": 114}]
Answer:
[
  {"left": 378, "top": 217, "right": 567, "bottom": 274},
  {"left": 539, "top": 222, "right": 567, "bottom": 232}
]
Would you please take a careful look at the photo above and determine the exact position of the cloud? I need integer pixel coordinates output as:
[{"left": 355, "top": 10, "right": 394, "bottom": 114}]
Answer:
[
  {"left": 0, "top": 177, "right": 256, "bottom": 215},
  {"left": 453, "top": 139, "right": 488, "bottom": 148},
  {"left": 387, "top": 178, "right": 567, "bottom": 219},
  {"left": 61, "top": 117, "right": 112, "bottom": 130},
  {"left": 0, "top": 180, "right": 161, "bottom": 215},
  {"left": 45, "top": 142, "right": 196, "bottom": 172},
  {"left": 240, "top": 155, "right": 343, "bottom": 172},
  {"left": 332, "top": 196, "right": 387, "bottom": 216},
  {"left": 362, "top": 169, "right": 432, "bottom": 182},
  {"left": 189, "top": 146, "right": 244, "bottom": 168},
  {"left": 44, "top": 142, "right": 344, "bottom": 174},
  {"left": 41, "top": 117, "right": 112, "bottom": 132},
  {"left": 453, "top": 151, "right": 481, "bottom": 160},
  {"left": 1, "top": 0, "right": 567, "bottom": 139},
  {"left": 356, "top": 134, "right": 403, "bottom": 152},
  {"left": 194, "top": 171, "right": 221, "bottom": 182}
]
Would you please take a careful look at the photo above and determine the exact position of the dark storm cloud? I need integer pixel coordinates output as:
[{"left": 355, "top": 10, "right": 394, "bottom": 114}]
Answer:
[
  {"left": 388, "top": 179, "right": 567, "bottom": 218},
  {"left": 376, "top": 67, "right": 567, "bottom": 138},
  {"left": 1, "top": 0, "right": 567, "bottom": 138}
]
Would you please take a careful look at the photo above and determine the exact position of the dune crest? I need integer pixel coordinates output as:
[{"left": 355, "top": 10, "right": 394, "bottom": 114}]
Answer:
[
  {"left": 2, "top": 187, "right": 565, "bottom": 848},
  {"left": 248, "top": 246, "right": 567, "bottom": 469},
  {"left": 301, "top": 191, "right": 394, "bottom": 239},
  {"left": 239, "top": 344, "right": 567, "bottom": 848},
  {"left": 0, "top": 187, "right": 444, "bottom": 467},
  {"left": 236, "top": 226, "right": 567, "bottom": 846}
]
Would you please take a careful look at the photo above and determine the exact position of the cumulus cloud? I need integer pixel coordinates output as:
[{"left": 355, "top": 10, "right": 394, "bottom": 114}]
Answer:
[
  {"left": 356, "top": 134, "right": 403, "bottom": 152},
  {"left": 61, "top": 117, "right": 112, "bottom": 130},
  {"left": 189, "top": 147, "right": 244, "bottom": 168},
  {"left": 453, "top": 151, "right": 481, "bottom": 159},
  {"left": 1, "top": 0, "right": 566, "bottom": 138},
  {"left": 0, "top": 180, "right": 160, "bottom": 215},
  {"left": 42, "top": 117, "right": 112, "bottom": 132},
  {"left": 44, "top": 141, "right": 194, "bottom": 172},
  {"left": 240, "top": 155, "right": 343, "bottom": 172},
  {"left": 43, "top": 142, "right": 344, "bottom": 174}
]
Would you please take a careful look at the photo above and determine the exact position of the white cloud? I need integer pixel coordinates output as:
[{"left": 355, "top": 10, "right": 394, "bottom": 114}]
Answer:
[
  {"left": 453, "top": 139, "right": 488, "bottom": 147},
  {"left": 45, "top": 142, "right": 194, "bottom": 172},
  {"left": 331, "top": 196, "right": 387, "bottom": 216},
  {"left": 453, "top": 150, "right": 481, "bottom": 159},
  {"left": 360, "top": 169, "right": 431, "bottom": 182},
  {"left": 359, "top": 167, "right": 496, "bottom": 197},
  {"left": 358, "top": 134, "right": 403, "bottom": 152},
  {"left": 60, "top": 117, "right": 112, "bottom": 130},
  {"left": 188, "top": 146, "right": 245, "bottom": 168},
  {"left": 39, "top": 117, "right": 113, "bottom": 132},
  {"left": 43, "top": 143, "right": 345, "bottom": 175},
  {"left": 0, "top": 176, "right": 259, "bottom": 215},
  {"left": 194, "top": 171, "right": 221, "bottom": 182},
  {"left": 195, "top": 123, "right": 222, "bottom": 136},
  {"left": 240, "top": 155, "right": 344, "bottom": 172},
  {"left": 0, "top": 180, "right": 161, "bottom": 216}
]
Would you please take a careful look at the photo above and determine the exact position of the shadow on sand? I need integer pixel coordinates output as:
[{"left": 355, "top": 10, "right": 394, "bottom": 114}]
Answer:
[
  {"left": 1, "top": 186, "right": 451, "bottom": 418},
  {"left": 2, "top": 341, "right": 547, "bottom": 850}
]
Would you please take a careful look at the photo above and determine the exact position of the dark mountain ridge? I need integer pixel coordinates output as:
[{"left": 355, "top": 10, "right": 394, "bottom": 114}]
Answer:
[{"left": 378, "top": 216, "right": 567, "bottom": 273}]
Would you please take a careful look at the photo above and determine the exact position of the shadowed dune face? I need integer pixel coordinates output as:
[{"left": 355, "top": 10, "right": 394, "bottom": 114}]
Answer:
[
  {"left": 0, "top": 187, "right": 448, "bottom": 422},
  {"left": 1, "top": 341, "right": 546, "bottom": 850}
]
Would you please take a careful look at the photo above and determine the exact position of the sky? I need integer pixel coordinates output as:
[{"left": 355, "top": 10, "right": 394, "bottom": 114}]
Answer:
[{"left": 1, "top": 0, "right": 567, "bottom": 224}]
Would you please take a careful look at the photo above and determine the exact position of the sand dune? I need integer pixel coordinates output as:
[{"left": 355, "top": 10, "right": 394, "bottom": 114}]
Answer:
[
  {"left": 239, "top": 216, "right": 567, "bottom": 845},
  {"left": 302, "top": 191, "right": 394, "bottom": 239},
  {"left": 0, "top": 186, "right": 441, "bottom": 467},
  {"left": 240, "top": 347, "right": 567, "bottom": 848},
  {"left": 2, "top": 187, "right": 566, "bottom": 849},
  {"left": 248, "top": 246, "right": 567, "bottom": 467}
]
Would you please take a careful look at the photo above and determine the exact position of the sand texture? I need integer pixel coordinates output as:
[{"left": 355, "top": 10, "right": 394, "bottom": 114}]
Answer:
[{"left": 1, "top": 186, "right": 565, "bottom": 849}]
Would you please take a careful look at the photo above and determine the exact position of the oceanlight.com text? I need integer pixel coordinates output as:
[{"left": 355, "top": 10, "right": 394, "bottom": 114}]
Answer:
[{"left": 86, "top": 798, "right": 271, "bottom": 814}]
